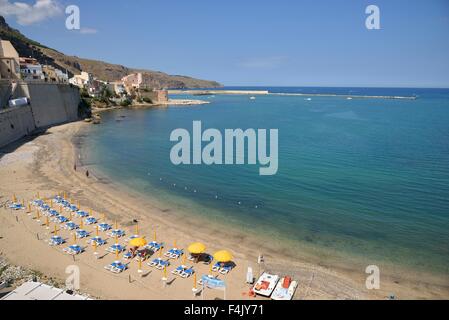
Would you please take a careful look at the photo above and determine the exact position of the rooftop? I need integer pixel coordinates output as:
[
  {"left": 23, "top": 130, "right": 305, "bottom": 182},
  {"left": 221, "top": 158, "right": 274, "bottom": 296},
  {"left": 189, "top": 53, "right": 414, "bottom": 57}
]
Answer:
[{"left": 0, "top": 281, "right": 93, "bottom": 300}]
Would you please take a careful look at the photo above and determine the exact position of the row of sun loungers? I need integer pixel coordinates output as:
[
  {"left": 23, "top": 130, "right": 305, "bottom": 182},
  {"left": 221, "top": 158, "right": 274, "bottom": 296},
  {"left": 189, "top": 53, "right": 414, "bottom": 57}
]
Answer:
[
  {"left": 108, "top": 229, "right": 125, "bottom": 238},
  {"left": 212, "top": 262, "right": 234, "bottom": 275},
  {"left": 89, "top": 236, "right": 107, "bottom": 246},
  {"left": 148, "top": 258, "right": 170, "bottom": 270},
  {"left": 171, "top": 265, "right": 194, "bottom": 278},
  {"left": 9, "top": 203, "right": 24, "bottom": 210},
  {"left": 145, "top": 241, "right": 164, "bottom": 252},
  {"left": 106, "top": 244, "right": 126, "bottom": 254},
  {"left": 164, "top": 248, "right": 183, "bottom": 259},
  {"left": 49, "top": 236, "right": 65, "bottom": 246},
  {"left": 63, "top": 245, "right": 84, "bottom": 255},
  {"left": 29, "top": 195, "right": 237, "bottom": 282},
  {"left": 104, "top": 261, "right": 128, "bottom": 273},
  {"left": 76, "top": 229, "right": 90, "bottom": 238}
]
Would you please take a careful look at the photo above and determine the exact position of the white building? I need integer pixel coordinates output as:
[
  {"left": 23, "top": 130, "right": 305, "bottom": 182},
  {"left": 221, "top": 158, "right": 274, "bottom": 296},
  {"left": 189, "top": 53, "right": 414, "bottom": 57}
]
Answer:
[
  {"left": 19, "top": 57, "right": 44, "bottom": 81},
  {"left": 69, "top": 71, "right": 93, "bottom": 87}
]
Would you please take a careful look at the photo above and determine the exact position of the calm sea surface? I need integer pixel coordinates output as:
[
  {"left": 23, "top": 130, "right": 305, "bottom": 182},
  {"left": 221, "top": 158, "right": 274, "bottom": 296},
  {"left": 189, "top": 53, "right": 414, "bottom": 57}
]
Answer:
[{"left": 83, "top": 87, "right": 449, "bottom": 276}]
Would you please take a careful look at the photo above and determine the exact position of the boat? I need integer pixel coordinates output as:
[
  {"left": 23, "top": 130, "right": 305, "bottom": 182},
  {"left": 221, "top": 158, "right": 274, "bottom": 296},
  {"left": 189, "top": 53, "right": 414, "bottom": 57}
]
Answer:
[
  {"left": 271, "top": 276, "right": 298, "bottom": 300},
  {"left": 250, "top": 96, "right": 256, "bottom": 100},
  {"left": 252, "top": 272, "right": 279, "bottom": 297}
]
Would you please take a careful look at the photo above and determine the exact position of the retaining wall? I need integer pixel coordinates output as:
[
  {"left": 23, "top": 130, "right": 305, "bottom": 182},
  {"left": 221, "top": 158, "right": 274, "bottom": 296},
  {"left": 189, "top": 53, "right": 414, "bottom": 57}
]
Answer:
[{"left": 0, "top": 82, "right": 80, "bottom": 148}]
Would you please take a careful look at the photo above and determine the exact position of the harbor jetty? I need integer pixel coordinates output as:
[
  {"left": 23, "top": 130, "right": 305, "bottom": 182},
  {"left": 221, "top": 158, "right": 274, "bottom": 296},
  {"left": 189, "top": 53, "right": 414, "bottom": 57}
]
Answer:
[{"left": 168, "top": 89, "right": 417, "bottom": 100}]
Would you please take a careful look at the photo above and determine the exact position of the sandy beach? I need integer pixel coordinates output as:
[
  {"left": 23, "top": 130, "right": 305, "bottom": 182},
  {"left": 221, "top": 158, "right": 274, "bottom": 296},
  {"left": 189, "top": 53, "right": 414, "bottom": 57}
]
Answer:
[{"left": 1, "top": 121, "right": 448, "bottom": 300}]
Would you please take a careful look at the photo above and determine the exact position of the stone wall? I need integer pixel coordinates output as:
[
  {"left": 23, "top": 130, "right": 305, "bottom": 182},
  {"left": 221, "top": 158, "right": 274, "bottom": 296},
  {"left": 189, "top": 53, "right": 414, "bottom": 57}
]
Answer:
[
  {"left": 0, "top": 82, "right": 80, "bottom": 148},
  {"left": 0, "top": 105, "right": 35, "bottom": 148}
]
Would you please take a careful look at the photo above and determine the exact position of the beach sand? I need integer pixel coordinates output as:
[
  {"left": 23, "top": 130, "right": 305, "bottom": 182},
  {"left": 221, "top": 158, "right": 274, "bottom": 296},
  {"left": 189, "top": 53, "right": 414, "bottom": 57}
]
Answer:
[{"left": 1, "top": 121, "right": 448, "bottom": 300}]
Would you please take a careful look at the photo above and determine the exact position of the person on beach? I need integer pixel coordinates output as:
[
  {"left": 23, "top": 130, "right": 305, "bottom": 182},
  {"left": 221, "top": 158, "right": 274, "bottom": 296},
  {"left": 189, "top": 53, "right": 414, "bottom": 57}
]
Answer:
[
  {"left": 74, "top": 163, "right": 77, "bottom": 171},
  {"left": 86, "top": 170, "right": 89, "bottom": 178}
]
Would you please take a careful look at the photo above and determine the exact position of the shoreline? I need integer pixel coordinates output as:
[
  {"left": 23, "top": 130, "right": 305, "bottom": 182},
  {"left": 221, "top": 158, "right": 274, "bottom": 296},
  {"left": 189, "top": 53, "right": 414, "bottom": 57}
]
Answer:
[
  {"left": 91, "top": 99, "right": 210, "bottom": 113},
  {"left": 1, "top": 121, "right": 448, "bottom": 299}
]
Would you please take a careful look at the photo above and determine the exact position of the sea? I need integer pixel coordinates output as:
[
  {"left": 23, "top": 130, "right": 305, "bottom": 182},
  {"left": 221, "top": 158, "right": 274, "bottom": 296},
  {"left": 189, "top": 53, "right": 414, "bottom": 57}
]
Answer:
[{"left": 82, "top": 87, "right": 449, "bottom": 278}]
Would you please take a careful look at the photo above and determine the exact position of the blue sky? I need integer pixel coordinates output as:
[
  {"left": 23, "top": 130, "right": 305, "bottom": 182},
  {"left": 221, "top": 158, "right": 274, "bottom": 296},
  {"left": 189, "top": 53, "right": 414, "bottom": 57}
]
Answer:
[{"left": 2, "top": 0, "right": 449, "bottom": 87}]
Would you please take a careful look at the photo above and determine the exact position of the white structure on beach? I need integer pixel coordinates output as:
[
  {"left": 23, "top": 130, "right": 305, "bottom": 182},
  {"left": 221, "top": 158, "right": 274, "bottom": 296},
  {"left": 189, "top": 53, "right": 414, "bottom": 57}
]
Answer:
[{"left": 0, "top": 281, "right": 93, "bottom": 300}]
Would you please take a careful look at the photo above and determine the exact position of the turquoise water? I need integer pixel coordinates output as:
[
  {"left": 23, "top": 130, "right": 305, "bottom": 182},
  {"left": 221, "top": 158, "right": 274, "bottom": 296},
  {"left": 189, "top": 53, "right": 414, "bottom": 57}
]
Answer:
[{"left": 84, "top": 87, "right": 449, "bottom": 276}]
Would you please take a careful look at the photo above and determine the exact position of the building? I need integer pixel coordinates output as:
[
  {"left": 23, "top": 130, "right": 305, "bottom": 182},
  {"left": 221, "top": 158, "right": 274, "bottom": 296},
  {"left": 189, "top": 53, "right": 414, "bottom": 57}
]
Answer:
[
  {"left": 87, "top": 79, "right": 102, "bottom": 97},
  {"left": 19, "top": 57, "right": 44, "bottom": 81},
  {"left": 42, "top": 65, "right": 68, "bottom": 83},
  {"left": 155, "top": 89, "right": 168, "bottom": 103},
  {"left": 138, "top": 88, "right": 168, "bottom": 104},
  {"left": 1, "top": 281, "right": 92, "bottom": 300},
  {"left": 121, "top": 72, "right": 154, "bottom": 93},
  {"left": 0, "top": 40, "right": 20, "bottom": 80},
  {"left": 69, "top": 71, "right": 93, "bottom": 88},
  {"left": 110, "top": 81, "right": 126, "bottom": 96}
]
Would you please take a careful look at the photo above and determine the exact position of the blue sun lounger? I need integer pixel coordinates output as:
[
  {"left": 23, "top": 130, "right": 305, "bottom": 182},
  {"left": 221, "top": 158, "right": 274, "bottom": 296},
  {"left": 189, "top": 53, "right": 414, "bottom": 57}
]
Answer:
[
  {"left": 212, "top": 262, "right": 221, "bottom": 272},
  {"left": 60, "top": 200, "right": 70, "bottom": 207},
  {"left": 49, "top": 236, "right": 65, "bottom": 246},
  {"left": 85, "top": 217, "right": 97, "bottom": 225},
  {"left": 55, "top": 215, "right": 69, "bottom": 223},
  {"left": 164, "top": 248, "right": 183, "bottom": 259},
  {"left": 104, "top": 261, "right": 128, "bottom": 273},
  {"left": 76, "top": 229, "right": 90, "bottom": 238},
  {"left": 181, "top": 267, "right": 194, "bottom": 278},
  {"left": 108, "top": 229, "right": 125, "bottom": 238},
  {"left": 9, "top": 203, "right": 24, "bottom": 210},
  {"left": 171, "top": 265, "right": 185, "bottom": 275},
  {"left": 146, "top": 241, "right": 164, "bottom": 252},
  {"left": 99, "top": 223, "right": 112, "bottom": 231},
  {"left": 89, "top": 236, "right": 106, "bottom": 246},
  {"left": 64, "top": 222, "right": 79, "bottom": 230},
  {"left": 32, "top": 199, "right": 44, "bottom": 206},
  {"left": 48, "top": 209, "right": 59, "bottom": 217},
  {"left": 63, "top": 245, "right": 83, "bottom": 255},
  {"left": 148, "top": 258, "right": 170, "bottom": 269},
  {"left": 106, "top": 244, "right": 126, "bottom": 254},
  {"left": 76, "top": 210, "right": 89, "bottom": 218}
]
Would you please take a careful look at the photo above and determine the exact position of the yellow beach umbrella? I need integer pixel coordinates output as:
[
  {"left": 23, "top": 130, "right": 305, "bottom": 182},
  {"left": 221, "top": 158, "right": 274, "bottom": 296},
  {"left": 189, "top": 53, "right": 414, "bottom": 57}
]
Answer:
[
  {"left": 213, "top": 250, "right": 233, "bottom": 263},
  {"left": 129, "top": 237, "right": 147, "bottom": 248},
  {"left": 188, "top": 242, "right": 206, "bottom": 254}
]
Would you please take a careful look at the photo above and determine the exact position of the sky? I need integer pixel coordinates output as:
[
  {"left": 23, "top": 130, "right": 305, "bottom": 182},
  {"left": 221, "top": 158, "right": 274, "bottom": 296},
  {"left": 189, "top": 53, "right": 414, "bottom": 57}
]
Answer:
[{"left": 1, "top": 0, "right": 449, "bottom": 87}]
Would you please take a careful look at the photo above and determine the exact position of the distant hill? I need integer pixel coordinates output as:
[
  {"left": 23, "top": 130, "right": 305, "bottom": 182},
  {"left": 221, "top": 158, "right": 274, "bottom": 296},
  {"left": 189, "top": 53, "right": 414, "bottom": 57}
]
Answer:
[{"left": 0, "top": 16, "right": 222, "bottom": 89}]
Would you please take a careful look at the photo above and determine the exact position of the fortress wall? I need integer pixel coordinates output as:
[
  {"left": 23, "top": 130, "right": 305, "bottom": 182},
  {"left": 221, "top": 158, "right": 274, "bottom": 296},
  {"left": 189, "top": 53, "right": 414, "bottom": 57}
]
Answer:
[
  {"left": 0, "top": 105, "right": 35, "bottom": 148},
  {"left": 0, "top": 83, "right": 80, "bottom": 148},
  {"left": 27, "top": 83, "right": 79, "bottom": 128}
]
